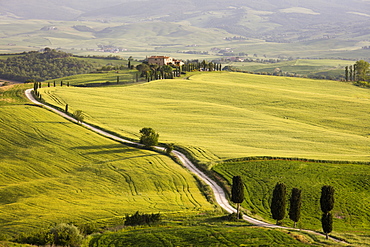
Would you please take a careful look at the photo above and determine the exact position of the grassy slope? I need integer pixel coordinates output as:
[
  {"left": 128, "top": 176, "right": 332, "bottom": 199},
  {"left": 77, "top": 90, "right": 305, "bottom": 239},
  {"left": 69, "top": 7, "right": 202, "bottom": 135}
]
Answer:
[
  {"left": 88, "top": 224, "right": 317, "bottom": 247},
  {"left": 0, "top": 84, "right": 214, "bottom": 235},
  {"left": 213, "top": 160, "right": 370, "bottom": 246},
  {"left": 41, "top": 72, "right": 370, "bottom": 163},
  {"left": 227, "top": 59, "right": 355, "bottom": 77},
  {"left": 44, "top": 70, "right": 138, "bottom": 87}
]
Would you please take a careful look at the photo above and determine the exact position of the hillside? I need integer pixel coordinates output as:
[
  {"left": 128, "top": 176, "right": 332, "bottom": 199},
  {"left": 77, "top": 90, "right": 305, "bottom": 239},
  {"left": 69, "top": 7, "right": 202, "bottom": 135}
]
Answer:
[
  {"left": 0, "top": 84, "right": 214, "bottom": 235},
  {"left": 40, "top": 72, "right": 370, "bottom": 163},
  {"left": 1, "top": 0, "right": 370, "bottom": 59}
]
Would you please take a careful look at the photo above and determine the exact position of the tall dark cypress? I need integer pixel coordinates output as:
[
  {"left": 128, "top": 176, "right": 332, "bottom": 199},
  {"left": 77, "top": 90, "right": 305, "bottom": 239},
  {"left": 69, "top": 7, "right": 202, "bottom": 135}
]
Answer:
[
  {"left": 322, "top": 213, "right": 333, "bottom": 239},
  {"left": 271, "top": 182, "right": 287, "bottom": 224},
  {"left": 289, "top": 188, "right": 302, "bottom": 228},
  {"left": 320, "top": 185, "right": 334, "bottom": 214},
  {"left": 320, "top": 185, "right": 334, "bottom": 239},
  {"left": 345, "top": 66, "right": 349, "bottom": 82},
  {"left": 231, "top": 176, "right": 244, "bottom": 219}
]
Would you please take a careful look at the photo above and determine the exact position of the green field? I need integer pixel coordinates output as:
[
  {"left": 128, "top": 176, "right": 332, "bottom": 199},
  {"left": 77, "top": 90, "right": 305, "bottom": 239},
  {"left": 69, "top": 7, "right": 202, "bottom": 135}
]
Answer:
[
  {"left": 88, "top": 224, "right": 318, "bottom": 247},
  {"left": 44, "top": 70, "right": 139, "bottom": 87},
  {"left": 40, "top": 72, "right": 370, "bottom": 163},
  {"left": 226, "top": 59, "right": 355, "bottom": 79},
  {"left": 0, "top": 83, "right": 334, "bottom": 247},
  {"left": 0, "top": 84, "right": 215, "bottom": 236},
  {"left": 213, "top": 159, "right": 370, "bottom": 246}
]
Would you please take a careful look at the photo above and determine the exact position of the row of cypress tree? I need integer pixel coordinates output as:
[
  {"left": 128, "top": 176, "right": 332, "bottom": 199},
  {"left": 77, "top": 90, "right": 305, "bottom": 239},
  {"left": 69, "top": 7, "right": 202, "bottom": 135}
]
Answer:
[{"left": 231, "top": 177, "right": 335, "bottom": 240}]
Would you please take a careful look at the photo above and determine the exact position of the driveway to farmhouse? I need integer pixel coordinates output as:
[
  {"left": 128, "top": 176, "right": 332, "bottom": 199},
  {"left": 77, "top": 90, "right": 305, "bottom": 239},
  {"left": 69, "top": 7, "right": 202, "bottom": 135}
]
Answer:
[{"left": 25, "top": 88, "right": 345, "bottom": 243}]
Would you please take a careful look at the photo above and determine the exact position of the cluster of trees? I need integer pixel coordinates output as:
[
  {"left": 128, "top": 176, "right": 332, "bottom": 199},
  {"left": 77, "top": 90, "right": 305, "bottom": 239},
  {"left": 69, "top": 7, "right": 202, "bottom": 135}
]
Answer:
[
  {"left": 270, "top": 183, "right": 335, "bottom": 239},
  {"left": 15, "top": 223, "right": 84, "bottom": 247},
  {"left": 136, "top": 63, "right": 177, "bottom": 81},
  {"left": 135, "top": 60, "right": 222, "bottom": 82},
  {"left": 270, "top": 183, "right": 302, "bottom": 228},
  {"left": 231, "top": 177, "right": 335, "bottom": 239},
  {"left": 182, "top": 60, "right": 222, "bottom": 72},
  {"left": 124, "top": 211, "right": 161, "bottom": 226},
  {"left": 345, "top": 60, "right": 369, "bottom": 82},
  {"left": 0, "top": 48, "right": 95, "bottom": 82},
  {"left": 139, "top": 127, "right": 159, "bottom": 148}
]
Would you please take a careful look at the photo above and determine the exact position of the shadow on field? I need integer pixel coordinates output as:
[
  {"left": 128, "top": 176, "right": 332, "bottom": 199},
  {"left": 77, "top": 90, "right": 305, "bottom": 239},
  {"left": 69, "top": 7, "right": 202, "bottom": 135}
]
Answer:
[
  {"left": 73, "top": 144, "right": 132, "bottom": 151},
  {"left": 97, "top": 154, "right": 159, "bottom": 164},
  {"left": 34, "top": 121, "right": 70, "bottom": 124},
  {"left": 72, "top": 144, "right": 158, "bottom": 157}
]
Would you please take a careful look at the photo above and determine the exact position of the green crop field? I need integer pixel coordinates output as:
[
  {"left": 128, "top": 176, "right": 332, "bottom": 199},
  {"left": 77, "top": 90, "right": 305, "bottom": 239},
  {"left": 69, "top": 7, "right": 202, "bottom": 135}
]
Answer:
[
  {"left": 226, "top": 59, "right": 355, "bottom": 78},
  {"left": 44, "top": 70, "right": 139, "bottom": 87},
  {"left": 213, "top": 160, "right": 370, "bottom": 246},
  {"left": 38, "top": 71, "right": 370, "bottom": 245},
  {"left": 40, "top": 72, "right": 370, "bottom": 163},
  {"left": 88, "top": 224, "right": 318, "bottom": 247},
  {"left": 0, "top": 84, "right": 215, "bottom": 236}
]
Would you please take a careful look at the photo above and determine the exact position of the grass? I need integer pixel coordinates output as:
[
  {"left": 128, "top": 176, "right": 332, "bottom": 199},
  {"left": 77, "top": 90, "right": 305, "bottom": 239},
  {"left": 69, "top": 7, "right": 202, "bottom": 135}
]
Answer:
[
  {"left": 226, "top": 59, "right": 355, "bottom": 78},
  {"left": 213, "top": 159, "right": 370, "bottom": 246},
  {"left": 0, "top": 84, "right": 215, "bottom": 236},
  {"left": 88, "top": 224, "right": 320, "bottom": 247},
  {"left": 43, "top": 70, "right": 138, "bottom": 87},
  {"left": 40, "top": 72, "right": 370, "bottom": 163}
]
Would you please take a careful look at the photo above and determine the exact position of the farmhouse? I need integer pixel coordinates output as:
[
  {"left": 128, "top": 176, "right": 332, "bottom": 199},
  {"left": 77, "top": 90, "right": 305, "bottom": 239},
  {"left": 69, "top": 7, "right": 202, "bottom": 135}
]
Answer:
[{"left": 148, "top": 56, "right": 184, "bottom": 66}]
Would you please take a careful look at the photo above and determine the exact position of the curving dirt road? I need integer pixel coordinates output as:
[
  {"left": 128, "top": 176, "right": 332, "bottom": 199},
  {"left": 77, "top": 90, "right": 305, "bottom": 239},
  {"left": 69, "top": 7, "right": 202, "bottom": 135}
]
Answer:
[{"left": 24, "top": 88, "right": 345, "bottom": 243}]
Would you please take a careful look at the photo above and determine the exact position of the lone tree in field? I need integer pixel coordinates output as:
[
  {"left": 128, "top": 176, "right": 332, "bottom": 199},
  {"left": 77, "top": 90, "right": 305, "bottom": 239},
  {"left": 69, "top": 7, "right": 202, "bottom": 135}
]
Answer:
[
  {"left": 289, "top": 188, "right": 302, "bottom": 228},
  {"left": 73, "top": 110, "right": 84, "bottom": 124},
  {"left": 231, "top": 176, "right": 244, "bottom": 219},
  {"left": 320, "top": 185, "right": 335, "bottom": 239},
  {"left": 140, "top": 127, "right": 159, "bottom": 147},
  {"left": 271, "top": 182, "right": 287, "bottom": 225}
]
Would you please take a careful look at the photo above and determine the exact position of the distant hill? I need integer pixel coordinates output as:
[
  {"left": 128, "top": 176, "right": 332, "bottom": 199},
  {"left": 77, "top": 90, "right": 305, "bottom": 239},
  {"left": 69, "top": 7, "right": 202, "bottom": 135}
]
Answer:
[
  {"left": 1, "top": 0, "right": 370, "bottom": 59},
  {"left": 2, "top": 0, "right": 369, "bottom": 40}
]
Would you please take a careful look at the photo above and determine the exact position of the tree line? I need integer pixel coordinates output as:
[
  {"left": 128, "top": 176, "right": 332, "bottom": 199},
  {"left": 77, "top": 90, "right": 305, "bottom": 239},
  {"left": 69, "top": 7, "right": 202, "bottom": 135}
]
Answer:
[
  {"left": 345, "top": 60, "right": 369, "bottom": 85},
  {"left": 231, "top": 176, "right": 335, "bottom": 240},
  {"left": 0, "top": 48, "right": 95, "bottom": 82},
  {"left": 135, "top": 60, "right": 222, "bottom": 82}
]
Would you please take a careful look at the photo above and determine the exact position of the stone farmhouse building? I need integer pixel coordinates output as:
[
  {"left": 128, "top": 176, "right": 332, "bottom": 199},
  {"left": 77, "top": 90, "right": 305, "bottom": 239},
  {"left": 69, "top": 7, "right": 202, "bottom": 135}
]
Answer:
[{"left": 148, "top": 56, "right": 184, "bottom": 66}]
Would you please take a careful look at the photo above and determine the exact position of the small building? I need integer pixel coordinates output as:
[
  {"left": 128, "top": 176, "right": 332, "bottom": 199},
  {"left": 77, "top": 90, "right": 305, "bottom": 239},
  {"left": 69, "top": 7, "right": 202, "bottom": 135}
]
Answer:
[{"left": 148, "top": 56, "right": 184, "bottom": 66}]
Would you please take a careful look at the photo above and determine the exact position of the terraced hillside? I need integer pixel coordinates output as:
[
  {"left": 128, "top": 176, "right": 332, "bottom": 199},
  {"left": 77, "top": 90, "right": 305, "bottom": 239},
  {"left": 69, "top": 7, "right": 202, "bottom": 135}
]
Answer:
[{"left": 0, "top": 84, "right": 214, "bottom": 235}]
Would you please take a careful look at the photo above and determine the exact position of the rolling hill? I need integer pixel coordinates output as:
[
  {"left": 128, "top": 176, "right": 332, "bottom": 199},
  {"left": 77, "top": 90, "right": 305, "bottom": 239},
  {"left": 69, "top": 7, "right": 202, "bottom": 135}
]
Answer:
[
  {"left": 0, "top": 84, "right": 215, "bottom": 235},
  {"left": 40, "top": 72, "right": 370, "bottom": 163},
  {"left": 1, "top": 0, "right": 370, "bottom": 59}
]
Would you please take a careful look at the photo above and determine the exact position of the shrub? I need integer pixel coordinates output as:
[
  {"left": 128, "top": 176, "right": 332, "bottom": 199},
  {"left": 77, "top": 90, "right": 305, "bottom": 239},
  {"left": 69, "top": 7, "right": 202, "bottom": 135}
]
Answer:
[
  {"left": 50, "top": 223, "right": 83, "bottom": 247},
  {"left": 124, "top": 211, "right": 161, "bottom": 226}
]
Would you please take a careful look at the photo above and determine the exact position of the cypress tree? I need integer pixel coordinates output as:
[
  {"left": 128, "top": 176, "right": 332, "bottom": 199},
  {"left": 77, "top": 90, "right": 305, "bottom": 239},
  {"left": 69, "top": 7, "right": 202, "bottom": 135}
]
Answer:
[
  {"left": 320, "top": 185, "right": 334, "bottom": 214},
  {"left": 353, "top": 64, "right": 357, "bottom": 81},
  {"left": 345, "top": 66, "right": 349, "bottom": 82},
  {"left": 231, "top": 176, "right": 244, "bottom": 219},
  {"left": 289, "top": 188, "right": 302, "bottom": 228},
  {"left": 321, "top": 213, "right": 333, "bottom": 239},
  {"left": 271, "top": 182, "right": 287, "bottom": 224},
  {"left": 320, "top": 185, "right": 334, "bottom": 239}
]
